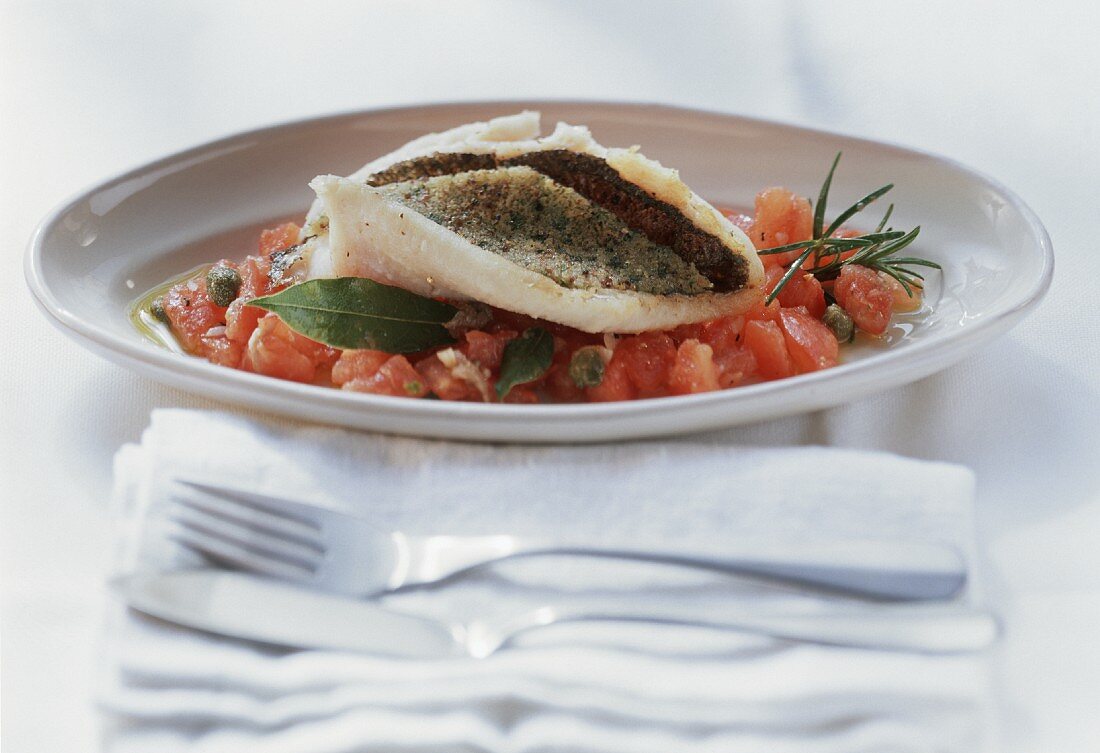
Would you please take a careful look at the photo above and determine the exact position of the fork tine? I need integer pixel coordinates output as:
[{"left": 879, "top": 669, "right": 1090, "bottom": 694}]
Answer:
[
  {"left": 170, "top": 523, "right": 319, "bottom": 580},
  {"left": 175, "top": 480, "right": 324, "bottom": 532},
  {"left": 169, "top": 526, "right": 314, "bottom": 583},
  {"left": 171, "top": 486, "right": 324, "bottom": 549},
  {"left": 169, "top": 504, "right": 322, "bottom": 573}
]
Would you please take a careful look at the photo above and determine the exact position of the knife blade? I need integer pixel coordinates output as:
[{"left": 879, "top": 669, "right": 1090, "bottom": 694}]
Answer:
[{"left": 116, "top": 569, "right": 462, "bottom": 658}]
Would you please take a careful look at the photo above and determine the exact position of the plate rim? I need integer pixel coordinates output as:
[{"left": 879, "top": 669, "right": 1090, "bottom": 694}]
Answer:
[{"left": 24, "top": 99, "right": 1055, "bottom": 427}]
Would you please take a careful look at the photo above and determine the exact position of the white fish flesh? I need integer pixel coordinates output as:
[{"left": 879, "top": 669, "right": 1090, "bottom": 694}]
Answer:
[{"left": 299, "top": 111, "right": 764, "bottom": 334}]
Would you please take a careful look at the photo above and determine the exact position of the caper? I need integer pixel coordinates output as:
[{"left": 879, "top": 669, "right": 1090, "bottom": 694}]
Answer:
[
  {"left": 823, "top": 304, "right": 855, "bottom": 343},
  {"left": 569, "top": 346, "right": 607, "bottom": 388},
  {"left": 206, "top": 265, "right": 242, "bottom": 307},
  {"left": 149, "top": 296, "right": 171, "bottom": 325}
]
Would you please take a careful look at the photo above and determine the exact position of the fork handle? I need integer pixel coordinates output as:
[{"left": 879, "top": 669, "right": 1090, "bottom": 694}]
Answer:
[
  {"left": 417, "top": 537, "right": 967, "bottom": 601},
  {"left": 470, "top": 600, "right": 999, "bottom": 656}
]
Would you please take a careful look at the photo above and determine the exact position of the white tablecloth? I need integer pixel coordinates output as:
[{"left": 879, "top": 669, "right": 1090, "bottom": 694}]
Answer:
[{"left": 2, "top": 1, "right": 1098, "bottom": 751}]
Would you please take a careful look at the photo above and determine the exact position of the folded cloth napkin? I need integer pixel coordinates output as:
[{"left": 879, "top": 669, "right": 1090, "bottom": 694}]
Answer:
[{"left": 98, "top": 408, "right": 993, "bottom": 753}]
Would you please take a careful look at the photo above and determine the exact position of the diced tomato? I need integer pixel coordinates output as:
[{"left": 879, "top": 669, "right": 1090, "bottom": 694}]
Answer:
[
  {"left": 238, "top": 255, "right": 272, "bottom": 298},
  {"left": 751, "top": 187, "right": 813, "bottom": 266},
  {"left": 743, "top": 319, "right": 794, "bottom": 380},
  {"left": 245, "top": 313, "right": 335, "bottom": 383},
  {"left": 697, "top": 314, "right": 744, "bottom": 354},
  {"left": 163, "top": 277, "right": 227, "bottom": 352},
  {"left": 381, "top": 356, "right": 430, "bottom": 397},
  {"left": 778, "top": 308, "right": 839, "bottom": 373},
  {"left": 199, "top": 331, "right": 243, "bottom": 368},
  {"left": 668, "top": 339, "right": 720, "bottom": 395},
  {"left": 544, "top": 360, "right": 586, "bottom": 402},
  {"left": 774, "top": 272, "right": 826, "bottom": 319},
  {"left": 224, "top": 298, "right": 264, "bottom": 345},
  {"left": 714, "top": 345, "right": 757, "bottom": 388},
  {"left": 338, "top": 353, "right": 428, "bottom": 397},
  {"left": 169, "top": 196, "right": 876, "bottom": 403},
  {"left": 331, "top": 350, "right": 392, "bottom": 387},
  {"left": 764, "top": 265, "right": 786, "bottom": 293},
  {"left": 764, "top": 265, "right": 825, "bottom": 319},
  {"left": 586, "top": 355, "right": 637, "bottom": 402},
  {"left": 223, "top": 255, "right": 275, "bottom": 345},
  {"left": 415, "top": 354, "right": 482, "bottom": 401},
  {"left": 834, "top": 265, "right": 894, "bottom": 335},
  {"left": 259, "top": 223, "right": 301, "bottom": 256},
  {"left": 246, "top": 315, "right": 315, "bottom": 382},
  {"left": 463, "top": 329, "right": 517, "bottom": 372},
  {"left": 615, "top": 332, "right": 677, "bottom": 395},
  {"left": 544, "top": 337, "right": 593, "bottom": 402},
  {"left": 298, "top": 335, "right": 337, "bottom": 367}
]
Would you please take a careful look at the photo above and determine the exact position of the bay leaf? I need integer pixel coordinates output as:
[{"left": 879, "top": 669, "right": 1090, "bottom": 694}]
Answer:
[
  {"left": 495, "top": 327, "right": 553, "bottom": 400},
  {"left": 249, "top": 277, "right": 457, "bottom": 353}
]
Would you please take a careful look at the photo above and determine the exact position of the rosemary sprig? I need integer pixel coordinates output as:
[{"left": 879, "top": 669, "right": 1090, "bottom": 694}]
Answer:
[{"left": 760, "top": 153, "right": 940, "bottom": 304}]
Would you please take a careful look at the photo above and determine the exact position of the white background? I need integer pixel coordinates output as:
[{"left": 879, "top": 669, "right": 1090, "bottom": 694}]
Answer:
[{"left": 2, "top": 1, "right": 1099, "bottom": 750}]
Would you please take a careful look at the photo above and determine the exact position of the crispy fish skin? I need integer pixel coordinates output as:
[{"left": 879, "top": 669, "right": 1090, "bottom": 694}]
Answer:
[{"left": 303, "top": 112, "right": 764, "bottom": 334}]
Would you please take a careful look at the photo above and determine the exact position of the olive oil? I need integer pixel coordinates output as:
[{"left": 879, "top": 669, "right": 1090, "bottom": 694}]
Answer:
[{"left": 128, "top": 264, "right": 211, "bottom": 354}]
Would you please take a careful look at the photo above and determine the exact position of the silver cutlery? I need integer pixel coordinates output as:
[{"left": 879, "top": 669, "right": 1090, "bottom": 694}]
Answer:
[
  {"left": 119, "top": 569, "right": 999, "bottom": 657},
  {"left": 168, "top": 479, "right": 967, "bottom": 601}
]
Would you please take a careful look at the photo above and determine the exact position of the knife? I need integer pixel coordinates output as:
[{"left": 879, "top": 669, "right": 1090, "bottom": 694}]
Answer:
[
  {"left": 118, "top": 569, "right": 462, "bottom": 658},
  {"left": 116, "top": 569, "right": 1000, "bottom": 656}
]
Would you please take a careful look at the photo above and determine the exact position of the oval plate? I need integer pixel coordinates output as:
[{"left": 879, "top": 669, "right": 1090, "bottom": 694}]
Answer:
[{"left": 25, "top": 101, "right": 1053, "bottom": 442}]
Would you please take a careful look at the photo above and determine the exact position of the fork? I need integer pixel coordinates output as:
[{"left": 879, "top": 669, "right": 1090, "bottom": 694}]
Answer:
[{"left": 167, "top": 479, "right": 968, "bottom": 601}]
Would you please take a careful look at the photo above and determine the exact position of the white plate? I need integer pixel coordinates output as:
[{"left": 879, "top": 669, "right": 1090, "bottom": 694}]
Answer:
[{"left": 25, "top": 101, "right": 1053, "bottom": 442}]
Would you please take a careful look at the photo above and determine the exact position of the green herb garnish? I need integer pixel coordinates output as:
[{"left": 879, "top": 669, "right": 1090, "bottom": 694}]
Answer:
[
  {"left": 495, "top": 327, "right": 553, "bottom": 400},
  {"left": 249, "top": 277, "right": 457, "bottom": 353},
  {"left": 761, "top": 153, "right": 940, "bottom": 304}
]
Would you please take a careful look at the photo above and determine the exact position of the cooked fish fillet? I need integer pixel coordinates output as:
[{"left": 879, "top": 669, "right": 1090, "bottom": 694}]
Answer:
[{"left": 300, "top": 111, "right": 764, "bottom": 334}]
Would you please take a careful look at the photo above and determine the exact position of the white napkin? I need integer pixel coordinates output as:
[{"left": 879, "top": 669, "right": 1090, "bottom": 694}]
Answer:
[{"left": 98, "top": 409, "right": 993, "bottom": 752}]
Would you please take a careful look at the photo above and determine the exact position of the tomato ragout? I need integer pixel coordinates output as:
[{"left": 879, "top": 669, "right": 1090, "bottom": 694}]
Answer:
[{"left": 149, "top": 187, "right": 920, "bottom": 403}]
